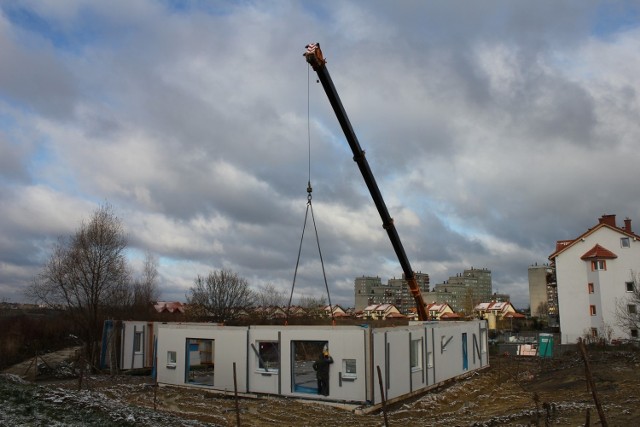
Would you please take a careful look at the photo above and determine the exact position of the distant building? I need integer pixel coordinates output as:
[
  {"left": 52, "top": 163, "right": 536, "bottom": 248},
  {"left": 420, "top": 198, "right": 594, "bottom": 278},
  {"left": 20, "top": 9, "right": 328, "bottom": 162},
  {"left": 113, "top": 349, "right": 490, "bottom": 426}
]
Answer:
[
  {"left": 430, "top": 282, "right": 465, "bottom": 312},
  {"left": 491, "top": 292, "right": 511, "bottom": 303},
  {"left": 387, "top": 272, "right": 430, "bottom": 314},
  {"left": 528, "top": 264, "right": 558, "bottom": 325},
  {"left": 323, "top": 305, "right": 349, "bottom": 318},
  {"left": 475, "top": 301, "right": 521, "bottom": 319},
  {"left": 549, "top": 214, "right": 640, "bottom": 344},
  {"left": 153, "top": 301, "right": 186, "bottom": 314},
  {"left": 361, "top": 303, "right": 404, "bottom": 320},
  {"left": 431, "top": 268, "right": 492, "bottom": 313},
  {"left": 425, "top": 302, "right": 455, "bottom": 320},
  {"left": 475, "top": 301, "right": 525, "bottom": 330},
  {"left": 354, "top": 276, "right": 383, "bottom": 310},
  {"left": 354, "top": 272, "right": 429, "bottom": 315}
]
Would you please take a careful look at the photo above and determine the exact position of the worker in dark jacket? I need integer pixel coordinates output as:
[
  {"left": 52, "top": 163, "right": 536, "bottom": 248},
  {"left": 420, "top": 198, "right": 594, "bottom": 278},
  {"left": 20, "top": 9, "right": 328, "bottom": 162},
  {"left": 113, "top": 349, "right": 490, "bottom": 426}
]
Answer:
[{"left": 313, "top": 349, "right": 334, "bottom": 396}]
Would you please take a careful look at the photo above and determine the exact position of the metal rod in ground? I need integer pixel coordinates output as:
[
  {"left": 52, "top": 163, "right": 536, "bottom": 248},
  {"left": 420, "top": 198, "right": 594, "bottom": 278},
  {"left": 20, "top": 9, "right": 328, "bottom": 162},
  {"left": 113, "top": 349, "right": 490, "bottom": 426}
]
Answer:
[
  {"left": 153, "top": 360, "right": 158, "bottom": 412},
  {"left": 585, "top": 407, "right": 590, "bottom": 426},
  {"left": 233, "top": 362, "right": 241, "bottom": 427},
  {"left": 376, "top": 365, "right": 389, "bottom": 427},
  {"left": 578, "top": 338, "right": 607, "bottom": 427},
  {"left": 78, "top": 354, "right": 84, "bottom": 391},
  {"left": 24, "top": 351, "right": 36, "bottom": 379}
]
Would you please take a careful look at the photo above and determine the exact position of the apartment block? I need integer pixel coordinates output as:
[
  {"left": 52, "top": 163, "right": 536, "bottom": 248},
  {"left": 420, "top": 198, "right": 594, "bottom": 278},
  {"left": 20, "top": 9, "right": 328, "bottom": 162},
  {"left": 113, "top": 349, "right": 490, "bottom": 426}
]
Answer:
[
  {"left": 431, "top": 268, "right": 492, "bottom": 313},
  {"left": 549, "top": 214, "right": 640, "bottom": 343},
  {"left": 354, "top": 273, "right": 430, "bottom": 314}
]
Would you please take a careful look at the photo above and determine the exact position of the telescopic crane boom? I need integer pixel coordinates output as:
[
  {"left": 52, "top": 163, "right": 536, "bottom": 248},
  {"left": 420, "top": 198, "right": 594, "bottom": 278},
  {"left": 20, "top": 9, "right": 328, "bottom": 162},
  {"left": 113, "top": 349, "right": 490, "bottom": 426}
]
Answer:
[{"left": 304, "top": 43, "right": 429, "bottom": 321}]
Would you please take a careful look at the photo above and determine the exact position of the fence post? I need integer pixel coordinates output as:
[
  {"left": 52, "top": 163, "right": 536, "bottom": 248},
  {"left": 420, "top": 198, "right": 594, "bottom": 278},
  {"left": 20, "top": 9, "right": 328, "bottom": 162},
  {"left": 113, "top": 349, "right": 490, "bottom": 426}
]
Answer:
[
  {"left": 376, "top": 365, "right": 389, "bottom": 427},
  {"left": 578, "top": 338, "right": 607, "bottom": 427},
  {"left": 233, "top": 362, "right": 241, "bottom": 427}
]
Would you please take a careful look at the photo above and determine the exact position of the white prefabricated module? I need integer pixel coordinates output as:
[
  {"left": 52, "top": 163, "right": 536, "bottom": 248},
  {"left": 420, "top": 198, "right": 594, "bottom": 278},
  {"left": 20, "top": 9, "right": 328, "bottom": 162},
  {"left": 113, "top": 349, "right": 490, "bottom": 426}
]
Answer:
[
  {"left": 153, "top": 320, "right": 489, "bottom": 408},
  {"left": 101, "top": 320, "right": 157, "bottom": 371}
]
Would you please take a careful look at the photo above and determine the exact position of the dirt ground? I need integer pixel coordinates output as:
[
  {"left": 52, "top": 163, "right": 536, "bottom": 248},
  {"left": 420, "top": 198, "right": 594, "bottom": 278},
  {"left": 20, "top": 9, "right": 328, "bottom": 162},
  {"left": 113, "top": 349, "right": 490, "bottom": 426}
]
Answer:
[{"left": 5, "top": 347, "right": 640, "bottom": 426}]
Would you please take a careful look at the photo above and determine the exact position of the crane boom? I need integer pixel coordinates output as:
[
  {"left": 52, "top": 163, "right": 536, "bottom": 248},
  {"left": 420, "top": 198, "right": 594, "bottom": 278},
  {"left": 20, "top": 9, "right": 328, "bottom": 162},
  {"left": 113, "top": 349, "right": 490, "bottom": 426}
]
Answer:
[{"left": 304, "top": 43, "right": 429, "bottom": 321}]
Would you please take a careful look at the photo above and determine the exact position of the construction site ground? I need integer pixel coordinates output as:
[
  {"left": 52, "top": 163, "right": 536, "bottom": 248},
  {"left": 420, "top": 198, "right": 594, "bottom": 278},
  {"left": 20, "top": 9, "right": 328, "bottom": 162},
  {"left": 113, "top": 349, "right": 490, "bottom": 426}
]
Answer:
[{"left": 2, "top": 346, "right": 640, "bottom": 426}]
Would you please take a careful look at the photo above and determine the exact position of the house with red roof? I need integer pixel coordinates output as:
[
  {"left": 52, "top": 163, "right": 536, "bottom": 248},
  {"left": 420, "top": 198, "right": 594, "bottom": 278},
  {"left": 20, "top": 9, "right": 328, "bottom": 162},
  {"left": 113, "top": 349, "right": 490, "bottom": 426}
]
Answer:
[
  {"left": 323, "top": 305, "right": 350, "bottom": 318},
  {"left": 425, "top": 302, "right": 456, "bottom": 320},
  {"left": 153, "top": 301, "right": 186, "bottom": 314},
  {"left": 474, "top": 301, "right": 524, "bottom": 329},
  {"left": 474, "top": 301, "right": 520, "bottom": 319},
  {"left": 362, "top": 303, "right": 404, "bottom": 320},
  {"left": 549, "top": 214, "right": 640, "bottom": 344}
]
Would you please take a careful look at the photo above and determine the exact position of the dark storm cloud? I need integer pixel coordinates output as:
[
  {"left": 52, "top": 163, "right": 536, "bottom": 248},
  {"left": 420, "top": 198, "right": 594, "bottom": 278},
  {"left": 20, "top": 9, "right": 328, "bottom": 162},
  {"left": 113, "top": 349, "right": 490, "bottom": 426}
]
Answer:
[{"left": 1, "top": 1, "right": 639, "bottom": 309}]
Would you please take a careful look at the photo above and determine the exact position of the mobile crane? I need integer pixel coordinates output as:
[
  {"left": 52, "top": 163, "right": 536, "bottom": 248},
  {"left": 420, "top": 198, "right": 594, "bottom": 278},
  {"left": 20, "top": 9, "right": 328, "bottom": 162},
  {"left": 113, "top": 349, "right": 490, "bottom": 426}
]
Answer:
[{"left": 304, "top": 43, "right": 430, "bottom": 321}]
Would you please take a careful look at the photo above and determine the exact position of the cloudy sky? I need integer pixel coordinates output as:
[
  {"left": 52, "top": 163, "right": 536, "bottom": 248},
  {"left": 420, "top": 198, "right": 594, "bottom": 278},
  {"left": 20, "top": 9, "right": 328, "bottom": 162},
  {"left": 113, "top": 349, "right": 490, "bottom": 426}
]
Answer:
[{"left": 1, "top": 1, "right": 640, "bottom": 309}]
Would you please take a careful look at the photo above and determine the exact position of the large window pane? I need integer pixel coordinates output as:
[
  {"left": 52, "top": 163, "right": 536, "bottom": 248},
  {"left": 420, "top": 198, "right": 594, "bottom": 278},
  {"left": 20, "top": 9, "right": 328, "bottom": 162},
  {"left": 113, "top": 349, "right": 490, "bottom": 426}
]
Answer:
[
  {"left": 291, "top": 340, "right": 327, "bottom": 394},
  {"left": 186, "top": 338, "right": 214, "bottom": 386},
  {"left": 256, "top": 341, "right": 280, "bottom": 372},
  {"left": 410, "top": 338, "right": 422, "bottom": 371}
]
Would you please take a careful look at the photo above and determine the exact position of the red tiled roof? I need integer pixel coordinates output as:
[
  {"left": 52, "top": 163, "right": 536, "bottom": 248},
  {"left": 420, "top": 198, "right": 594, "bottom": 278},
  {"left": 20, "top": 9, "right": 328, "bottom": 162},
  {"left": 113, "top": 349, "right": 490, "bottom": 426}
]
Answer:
[
  {"left": 333, "top": 312, "right": 350, "bottom": 317},
  {"left": 503, "top": 312, "right": 526, "bottom": 318},
  {"left": 549, "top": 216, "right": 640, "bottom": 260},
  {"left": 440, "top": 312, "right": 461, "bottom": 319},
  {"left": 580, "top": 244, "right": 618, "bottom": 260},
  {"left": 153, "top": 301, "right": 185, "bottom": 314},
  {"left": 385, "top": 312, "right": 406, "bottom": 318}
]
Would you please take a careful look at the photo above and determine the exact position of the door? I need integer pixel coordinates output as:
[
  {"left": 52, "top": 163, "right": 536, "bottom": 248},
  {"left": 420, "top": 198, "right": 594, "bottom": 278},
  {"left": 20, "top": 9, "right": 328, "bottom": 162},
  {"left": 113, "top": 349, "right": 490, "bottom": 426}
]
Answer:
[{"left": 462, "top": 333, "right": 468, "bottom": 371}]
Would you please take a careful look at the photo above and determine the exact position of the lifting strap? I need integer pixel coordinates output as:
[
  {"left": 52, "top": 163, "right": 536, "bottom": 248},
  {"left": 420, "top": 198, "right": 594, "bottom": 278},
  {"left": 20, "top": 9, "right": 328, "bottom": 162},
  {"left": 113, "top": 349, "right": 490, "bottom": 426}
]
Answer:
[
  {"left": 286, "top": 182, "right": 334, "bottom": 325},
  {"left": 286, "top": 66, "right": 334, "bottom": 325}
]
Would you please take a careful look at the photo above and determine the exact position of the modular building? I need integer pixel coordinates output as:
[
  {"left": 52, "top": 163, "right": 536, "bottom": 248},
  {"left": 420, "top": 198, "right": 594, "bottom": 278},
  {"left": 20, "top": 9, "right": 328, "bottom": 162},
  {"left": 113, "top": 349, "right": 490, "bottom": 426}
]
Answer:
[
  {"left": 154, "top": 320, "right": 488, "bottom": 408},
  {"left": 100, "top": 320, "right": 158, "bottom": 371}
]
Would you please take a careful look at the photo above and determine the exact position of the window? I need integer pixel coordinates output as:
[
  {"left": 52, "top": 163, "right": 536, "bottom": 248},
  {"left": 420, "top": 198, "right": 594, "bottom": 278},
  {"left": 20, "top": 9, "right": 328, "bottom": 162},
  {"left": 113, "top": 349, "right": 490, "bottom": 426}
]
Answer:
[
  {"left": 167, "top": 351, "right": 177, "bottom": 368},
  {"left": 589, "top": 305, "right": 597, "bottom": 316},
  {"left": 587, "top": 283, "right": 594, "bottom": 294},
  {"left": 480, "top": 329, "right": 488, "bottom": 354},
  {"left": 591, "top": 260, "right": 606, "bottom": 271},
  {"left": 133, "top": 331, "right": 143, "bottom": 354},
  {"left": 631, "top": 329, "right": 639, "bottom": 339},
  {"left": 410, "top": 338, "right": 423, "bottom": 371},
  {"left": 591, "top": 328, "right": 598, "bottom": 338},
  {"left": 462, "top": 333, "right": 468, "bottom": 371},
  {"left": 628, "top": 304, "right": 637, "bottom": 314},
  {"left": 342, "top": 359, "right": 357, "bottom": 379},
  {"left": 626, "top": 282, "right": 635, "bottom": 292},
  {"left": 255, "top": 341, "right": 280, "bottom": 372},
  {"left": 621, "top": 237, "right": 630, "bottom": 248}
]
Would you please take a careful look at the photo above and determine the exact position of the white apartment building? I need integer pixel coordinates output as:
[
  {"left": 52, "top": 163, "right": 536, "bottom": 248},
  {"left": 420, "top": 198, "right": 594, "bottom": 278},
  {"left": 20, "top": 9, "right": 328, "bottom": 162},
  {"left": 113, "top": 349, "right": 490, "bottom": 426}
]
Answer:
[{"left": 549, "top": 214, "right": 640, "bottom": 344}]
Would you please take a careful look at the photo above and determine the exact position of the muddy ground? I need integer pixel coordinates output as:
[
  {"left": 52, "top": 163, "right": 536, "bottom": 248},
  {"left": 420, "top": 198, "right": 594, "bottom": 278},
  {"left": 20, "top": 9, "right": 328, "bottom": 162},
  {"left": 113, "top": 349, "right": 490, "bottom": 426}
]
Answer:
[{"left": 4, "top": 347, "right": 640, "bottom": 426}]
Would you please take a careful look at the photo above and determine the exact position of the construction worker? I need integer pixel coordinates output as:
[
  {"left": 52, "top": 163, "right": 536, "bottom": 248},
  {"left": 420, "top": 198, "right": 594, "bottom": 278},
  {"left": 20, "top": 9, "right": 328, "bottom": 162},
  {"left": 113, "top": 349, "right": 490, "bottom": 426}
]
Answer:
[{"left": 313, "top": 348, "right": 333, "bottom": 396}]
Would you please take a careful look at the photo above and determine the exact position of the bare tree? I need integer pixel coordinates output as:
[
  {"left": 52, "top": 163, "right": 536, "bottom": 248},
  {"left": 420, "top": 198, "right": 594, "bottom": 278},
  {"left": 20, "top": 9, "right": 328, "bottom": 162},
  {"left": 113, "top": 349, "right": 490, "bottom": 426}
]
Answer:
[
  {"left": 132, "top": 251, "right": 161, "bottom": 309},
  {"left": 535, "top": 301, "right": 549, "bottom": 318},
  {"left": 27, "top": 204, "right": 130, "bottom": 366},
  {"left": 297, "top": 294, "right": 327, "bottom": 318},
  {"left": 462, "top": 288, "right": 476, "bottom": 316},
  {"left": 186, "top": 269, "right": 255, "bottom": 322},
  {"left": 255, "top": 283, "right": 286, "bottom": 308},
  {"left": 614, "top": 272, "right": 640, "bottom": 338},
  {"left": 297, "top": 294, "right": 327, "bottom": 308},
  {"left": 26, "top": 205, "right": 130, "bottom": 362}
]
